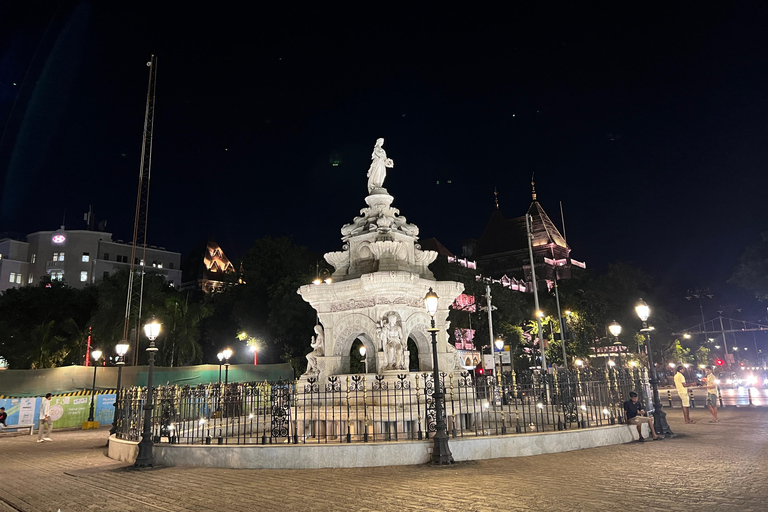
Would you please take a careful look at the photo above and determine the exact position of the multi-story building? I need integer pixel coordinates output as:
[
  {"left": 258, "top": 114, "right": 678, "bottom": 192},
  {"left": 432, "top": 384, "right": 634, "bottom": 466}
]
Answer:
[{"left": 0, "top": 226, "right": 181, "bottom": 293}]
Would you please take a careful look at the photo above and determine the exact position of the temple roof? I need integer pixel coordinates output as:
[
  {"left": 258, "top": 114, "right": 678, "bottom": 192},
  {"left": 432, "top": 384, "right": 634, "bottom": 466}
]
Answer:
[
  {"left": 474, "top": 201, "right": 569, "bottom": 258},
  {"left": 419, "top": 237, "right": 455, "bottom": 258}
]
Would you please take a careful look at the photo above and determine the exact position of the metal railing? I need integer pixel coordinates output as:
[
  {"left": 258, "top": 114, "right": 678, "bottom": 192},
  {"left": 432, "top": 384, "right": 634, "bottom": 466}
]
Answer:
[{"left": 114, "top": 367, "right": 649, "bottom": 445}]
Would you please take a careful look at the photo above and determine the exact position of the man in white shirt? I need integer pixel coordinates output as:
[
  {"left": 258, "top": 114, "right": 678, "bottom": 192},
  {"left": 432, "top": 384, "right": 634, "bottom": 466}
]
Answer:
[
  {"left": 37, "top": 393, "right": 53, "bottom": 442},
  {"left": 674, "top": 366, "right": 696, "bottom": 424},
  {"left": 704, "top": 367, "right": 719, "bottom": 423}
]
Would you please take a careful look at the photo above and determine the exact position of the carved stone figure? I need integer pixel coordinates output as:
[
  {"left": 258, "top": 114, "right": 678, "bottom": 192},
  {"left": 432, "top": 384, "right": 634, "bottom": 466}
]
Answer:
[
  {"left": 304, "top": 324, "right": 325, "bottom": 376},
  {"left": 446, "top": 342, "right": 461, "bottom": 370},
  {"left": 310, "top": 324, "right": 325, "bottom": 356},
  {"left": 366, "top": 138, "right": 394, "bottom": 193},
  {"left": 377, "top": 313, "right": 405, "bottom": 370}
]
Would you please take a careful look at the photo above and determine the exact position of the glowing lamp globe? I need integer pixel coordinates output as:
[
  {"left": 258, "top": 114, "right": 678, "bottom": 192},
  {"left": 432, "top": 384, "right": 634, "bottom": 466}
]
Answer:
[
  {"left": 143, "top": 319, "right": 161, "bottom": 341},
  {"left": 635, "top": 299, "right": 650, "bottom": 322},
  {"left": 424, "top": 288, "right": 439, "bottom": 317},
  {"left": 116, "top": 343, "right": 129, "bottom": 357}
]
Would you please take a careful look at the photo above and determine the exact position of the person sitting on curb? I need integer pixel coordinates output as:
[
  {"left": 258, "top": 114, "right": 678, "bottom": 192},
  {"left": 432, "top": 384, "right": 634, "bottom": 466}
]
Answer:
[{"left": 623, "top": 391, "right": 661, "bottom": 441}]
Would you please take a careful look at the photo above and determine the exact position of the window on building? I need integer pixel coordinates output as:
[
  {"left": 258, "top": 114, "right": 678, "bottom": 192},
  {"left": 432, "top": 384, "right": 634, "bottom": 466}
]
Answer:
[
  {"left": 28, "top": 274, "right": 34, "bottom": 284},
  {"left": 31, "top": 253, "right": 36, "bottom": 263},
  {"left": 82, "top": 252, "right": 90, "bottom": 262},
  {"left": 104, "top": 253, "right": 109, "bottom": 261},
  {"left": 50, "top": 270, "right": 64, "bottom": 281},
  {"left": 103, "top": 271, "right": 109, "bottom": 280},
  {"left": 80, "top": 271, "right": 88, "bottom": 282},
  {"left": 53, "top": 252, "right": 65, "bottom": 262},
  {"left": 157, "top": 262, "right": 163, "bottom": 268},
  {"left": 16, "top": 274, "right": 21, "bottom": 284},
  {"left": 169, "top": 262, "right": 174, "bottom": 269},
  {"left": 9, "top": 272, "right": 15, "bottom": 283}
]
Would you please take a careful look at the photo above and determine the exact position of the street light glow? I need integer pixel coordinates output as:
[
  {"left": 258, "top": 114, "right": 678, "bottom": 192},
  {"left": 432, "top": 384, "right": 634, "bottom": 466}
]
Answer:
[
  {"left": 608, "top": 321, "right": 621, "bottom": 338},
  {"left": 424, "top": 288, "right": 439, "bottom": 317},
  {"left": 116, "top": 343, "right": 129, "bottom": 357},
  {"left": 635, "top": 299, "right": 650, "bottom": 322},
  {"left": 143, "top": 319, "right": 161, "bottom": 341}
]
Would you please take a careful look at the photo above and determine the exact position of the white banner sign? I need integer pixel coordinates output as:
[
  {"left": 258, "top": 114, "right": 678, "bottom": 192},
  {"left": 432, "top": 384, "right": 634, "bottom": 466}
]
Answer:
[{"left": 19, "top": 397, "right": 36, "bottom": 424}]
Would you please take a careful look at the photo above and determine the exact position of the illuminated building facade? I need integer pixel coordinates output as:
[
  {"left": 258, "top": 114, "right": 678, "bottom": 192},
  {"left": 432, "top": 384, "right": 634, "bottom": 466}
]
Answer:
[
  {"left": 0, "top": 227, "right": 181, "bottom": 292},
  {"left": 181, "top": 241, "right": 238, "bottom": 293}
]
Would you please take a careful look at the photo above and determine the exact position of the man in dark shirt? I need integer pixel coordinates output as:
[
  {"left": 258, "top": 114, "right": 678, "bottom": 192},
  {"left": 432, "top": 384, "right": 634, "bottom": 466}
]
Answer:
[
  {"left": 0, "top": 407, "right": 7, "bottom": 430},
  {"left": 623, "top": 392, "right": 660, "bottom": 441}
]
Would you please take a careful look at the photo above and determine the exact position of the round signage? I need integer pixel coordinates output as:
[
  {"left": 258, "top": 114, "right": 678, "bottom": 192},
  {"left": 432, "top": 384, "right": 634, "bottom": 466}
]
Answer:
[
  {"left": 52, "top": 234, "right": 66, "bottom": 244},
  {"left": 49, "top": 404, "right": 64, "bottom": 421}
]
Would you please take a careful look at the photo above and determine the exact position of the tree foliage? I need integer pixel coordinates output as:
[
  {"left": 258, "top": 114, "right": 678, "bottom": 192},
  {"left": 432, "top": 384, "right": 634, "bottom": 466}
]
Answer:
[{"left": 730, "top": 231, "right": 768, "bottom": 301}]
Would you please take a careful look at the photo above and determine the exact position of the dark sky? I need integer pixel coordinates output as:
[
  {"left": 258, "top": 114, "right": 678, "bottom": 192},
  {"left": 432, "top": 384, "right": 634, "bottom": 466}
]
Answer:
[{"left": 2, "top": 3, "right": 768, "bottom": 322}]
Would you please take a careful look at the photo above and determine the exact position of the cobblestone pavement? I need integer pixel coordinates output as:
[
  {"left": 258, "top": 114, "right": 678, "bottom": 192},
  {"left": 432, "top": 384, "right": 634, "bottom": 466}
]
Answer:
[{"left": 1, "top": 407, "right": 765, "bottom": 512}]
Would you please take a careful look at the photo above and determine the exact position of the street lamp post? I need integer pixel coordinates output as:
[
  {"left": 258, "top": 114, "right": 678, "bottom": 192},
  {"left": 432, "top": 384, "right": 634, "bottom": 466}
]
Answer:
[
  {"left": 109, "top": 342, "right": 130, "bottom": 436},
  {"left": 217, "top": 352, "right": 224, "bottom": 385},
  {"left": 360, "top": 345, "right": 368, "bottom": 374},
  {"left": 222, "top": 348, "right": 233, "bottom": 386},
  {"left": 134, "top": 318, "right": 161, "bottom": 468},
  {"left": 609, "top": 321, "right": 622, "bottom": 367},
  {"left": 86, "top": 349, "right": 102, "bottom": 425},
  {"left": 494, "top": 338, "right": 504, "bottom": 376},
  {"left": 636, "top": 299, "right": 672, "bottom": 436},
  {"left": 424, "top": 287, "right": 454, "bottom": 465}
]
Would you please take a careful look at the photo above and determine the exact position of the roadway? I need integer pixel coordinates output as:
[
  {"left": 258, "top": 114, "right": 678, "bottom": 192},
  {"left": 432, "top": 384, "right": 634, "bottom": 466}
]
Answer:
[{"left": 1, "top": 408, "right": 765, "bottom": 511}]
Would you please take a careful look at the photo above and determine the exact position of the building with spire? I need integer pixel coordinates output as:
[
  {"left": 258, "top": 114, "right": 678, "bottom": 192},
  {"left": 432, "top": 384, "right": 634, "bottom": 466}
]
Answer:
[
  {"left": 463, "top": 179, "right": 585, "bottom": 291},
  {"left": 181, "top": 241, "right": 239, "bottom": 293}
]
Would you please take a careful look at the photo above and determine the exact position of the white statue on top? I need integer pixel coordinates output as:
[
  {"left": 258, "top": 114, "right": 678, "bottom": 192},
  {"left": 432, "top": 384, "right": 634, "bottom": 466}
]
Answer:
[{"left": 366, "top": 138, "right": 394, "bottom": 193}]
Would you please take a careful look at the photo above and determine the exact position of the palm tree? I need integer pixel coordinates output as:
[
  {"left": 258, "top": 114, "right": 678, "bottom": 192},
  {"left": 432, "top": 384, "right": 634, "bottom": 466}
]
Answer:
[
  {"left": 30, "top": 320, "right": 69, "bottom": 368},
  {"left": 156, "top": 294, "right": 212, "bottom": 366}
]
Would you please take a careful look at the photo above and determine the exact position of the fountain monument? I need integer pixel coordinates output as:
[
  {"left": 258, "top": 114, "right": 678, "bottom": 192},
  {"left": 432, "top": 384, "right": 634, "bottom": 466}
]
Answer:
[{"left": 298, "top": 138, "right": 464, "bottom": 382}]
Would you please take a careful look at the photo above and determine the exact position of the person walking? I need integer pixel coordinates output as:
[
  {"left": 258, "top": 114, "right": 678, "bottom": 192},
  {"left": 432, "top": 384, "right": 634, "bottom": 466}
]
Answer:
[
  {"left": 37, "top": 393, "right": 53, "bottom": 442},
  {"left": 674, "top": 366, "right": 697, "bottom": 424},
  {"left": 704, "top": 367, "right": 719, "bottom": 423}
]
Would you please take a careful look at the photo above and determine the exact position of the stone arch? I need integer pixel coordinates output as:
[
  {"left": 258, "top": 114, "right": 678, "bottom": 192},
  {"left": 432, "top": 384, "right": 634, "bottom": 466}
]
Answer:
[
  {"left": 332, "top": 314, "right": 378, "bottom": 357},
  {"left": 465, "top": 357, "right": 472, "bottom": 366},
  {"left": 406, "top": 322, "right": 433, "bottom": 371},
  {"left": 406, "top": 336, "right": 419, "bottom": 371}
]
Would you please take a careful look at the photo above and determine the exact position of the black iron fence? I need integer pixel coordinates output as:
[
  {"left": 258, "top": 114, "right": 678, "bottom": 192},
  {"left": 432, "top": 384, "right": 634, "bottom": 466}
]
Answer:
[{"left": 114, "top": 367, "right": 650, "bottom": 445}]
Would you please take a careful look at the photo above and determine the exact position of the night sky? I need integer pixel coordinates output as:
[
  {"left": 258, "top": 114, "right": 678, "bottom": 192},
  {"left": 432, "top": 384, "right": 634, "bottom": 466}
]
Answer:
[{"left": 2, "top": 3, "right": 768, "bottom": 321}]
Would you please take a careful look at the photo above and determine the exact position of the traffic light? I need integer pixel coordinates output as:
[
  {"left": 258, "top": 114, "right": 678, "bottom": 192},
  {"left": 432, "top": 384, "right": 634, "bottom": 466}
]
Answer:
[
  {"left": 740, "top": 361, "right": 745, "bottom": 367},
  {"left": 474, "top": 364, "right": 493, "bottom": 378},
  {"left": 716, "top": 359, "right": 724, "bottom": 366}
]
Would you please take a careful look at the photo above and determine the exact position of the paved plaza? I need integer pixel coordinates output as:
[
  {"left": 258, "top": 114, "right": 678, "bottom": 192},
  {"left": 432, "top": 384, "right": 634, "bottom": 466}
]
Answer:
[{"left": 1, "top": 407, "right": 765, "bottom": 512}]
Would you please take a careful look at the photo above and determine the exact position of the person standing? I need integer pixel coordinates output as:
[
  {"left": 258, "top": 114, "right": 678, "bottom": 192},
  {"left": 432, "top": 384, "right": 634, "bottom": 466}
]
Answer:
[
  {"left": 674, "top": 366, "right": 696, "bottom": 424},
  {"left": 0, "top": 406, "right": 7, "bottom": 430},
  {"left": 704, "top": 367, "right": 719, "bottom": 423},
  {"left": 37, "top": 393, "right": 53, "bottom": 442}
]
